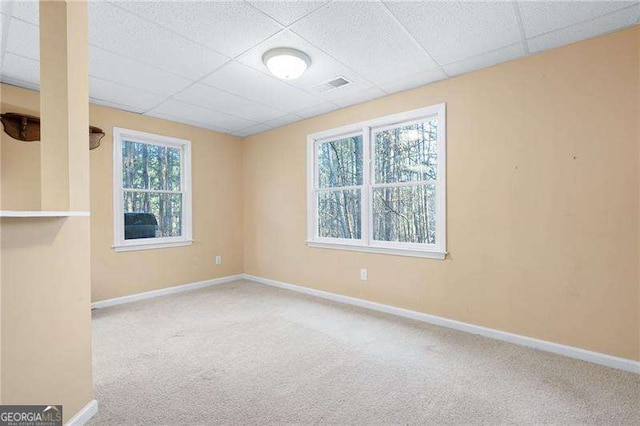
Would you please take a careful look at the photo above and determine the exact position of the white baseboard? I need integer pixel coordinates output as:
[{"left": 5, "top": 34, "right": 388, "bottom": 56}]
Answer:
[
  {"left": 92, "top": 274, "right": 244, "bottom": 309},
  {"left": 66, "top": 399, "right": 98, "bottom": 426},
  {"left": 242, "top": 274, "right": 640, "bottom": 375}
]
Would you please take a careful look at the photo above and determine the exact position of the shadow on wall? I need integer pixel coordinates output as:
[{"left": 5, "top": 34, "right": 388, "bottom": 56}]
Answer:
[{"left": 1, "top": 218, "right": 66, "bottom": 249}]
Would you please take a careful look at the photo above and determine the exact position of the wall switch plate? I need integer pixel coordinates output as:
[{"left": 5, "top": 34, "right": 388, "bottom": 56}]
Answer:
[
  {"left": 215, "top": 255, "right": 222, "bottom": 265},
  {"left": 360, "top": 268, "right": 368, "bottom": 281}
]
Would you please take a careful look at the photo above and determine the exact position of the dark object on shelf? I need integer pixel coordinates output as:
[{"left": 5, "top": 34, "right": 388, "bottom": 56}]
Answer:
[
  {"left": 0, "top": 112, "right": 106, "bottom": 150},
  {"left": 89, "top": 126, "right": 105, "bottom": 150},
  {"left": 124, "top": 212, "right": 158, "bottom": 240},
  {"left": 0, "top": 113, "right": 40, "bottom": 141}
]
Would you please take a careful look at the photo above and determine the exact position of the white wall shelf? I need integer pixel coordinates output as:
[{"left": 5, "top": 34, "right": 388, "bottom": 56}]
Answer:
[{"left": 0, "top": 210, "right": 90, "bottom": 217}]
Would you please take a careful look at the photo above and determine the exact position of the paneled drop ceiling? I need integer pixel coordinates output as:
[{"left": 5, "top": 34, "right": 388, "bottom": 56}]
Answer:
[{"left": 1, "top": 1, "right": 638, "bottom": 137}]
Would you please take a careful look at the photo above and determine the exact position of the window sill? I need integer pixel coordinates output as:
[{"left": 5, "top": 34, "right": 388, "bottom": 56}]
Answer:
[
  {"left": 306, "top": 241, "right": 446, "bottom": 260},
  {"left": 113, "top": 239, "right": 193, "bottom": 252}
]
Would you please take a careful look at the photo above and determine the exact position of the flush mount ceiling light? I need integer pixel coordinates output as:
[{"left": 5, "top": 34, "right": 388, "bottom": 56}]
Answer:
[{"left": 262, "top": 48, "right": 311, "bottom": 80}]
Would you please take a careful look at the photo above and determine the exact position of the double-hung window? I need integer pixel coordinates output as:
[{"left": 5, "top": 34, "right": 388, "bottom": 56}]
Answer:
[
  {"left": 307, "top": 104, "right": 446, "bottom": 259},
  {"left": 113, "top": 127, "right": 192, "bottom": 252}
]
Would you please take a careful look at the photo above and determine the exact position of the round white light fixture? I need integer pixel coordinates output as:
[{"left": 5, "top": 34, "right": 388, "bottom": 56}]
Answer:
[{"left": 262, "top": 48, "right": 311, "bottom": 80}]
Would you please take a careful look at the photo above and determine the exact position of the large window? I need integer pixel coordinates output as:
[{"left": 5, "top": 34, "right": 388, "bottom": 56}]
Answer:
[
  {"left": 113, "top": 128, "right": 192, "bottom": 252},
  {"left": 307, "top": 104, "right": 446, "bottom": 259}
]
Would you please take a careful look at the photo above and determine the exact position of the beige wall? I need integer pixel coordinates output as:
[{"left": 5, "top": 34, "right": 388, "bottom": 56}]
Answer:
[
  {"left": 0, "top": 84, "right": 244, "bottom": 302},
  {"left": 1, "top": 2, "right": 93, "bottom": 420},
  {"left": 1, "top": 217, "right": 93, "bottom": 419},
  {"left": 243, "top": 27, "right": 640, "bottom": 361}
]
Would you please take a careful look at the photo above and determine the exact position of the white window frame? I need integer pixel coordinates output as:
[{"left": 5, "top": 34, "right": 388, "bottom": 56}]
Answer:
[
  {"left": 307, "top": 104, "right": 446, "bottom": 260},
  {"left": 113, "top": 127, "right": 193, "bottom": 252}
]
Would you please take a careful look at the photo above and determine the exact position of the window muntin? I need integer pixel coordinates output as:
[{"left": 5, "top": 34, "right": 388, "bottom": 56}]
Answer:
[
  {"left": 113, "top": 128, "right": 192, "bottom": 251},
  {"left": 307, "top": 104, "right": 446, "bottom": 259}
]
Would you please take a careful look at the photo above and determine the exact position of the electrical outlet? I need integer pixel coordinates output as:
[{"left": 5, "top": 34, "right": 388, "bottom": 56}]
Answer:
[
  {"left": 360, "top": 268, "right": 368, "bottom": 281},
  {"left": 215, "top": 255, "right": 222, "bottom": 265}
]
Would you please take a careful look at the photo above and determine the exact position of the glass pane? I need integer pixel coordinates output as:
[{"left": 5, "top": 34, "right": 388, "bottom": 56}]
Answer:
[
  {"left": 374, "top": 119, "right": 438, "bottom": 184},
  {"left": 123, "top": 191, "right": 182, "bottom": 239},
  {"left": 122, "top": 140, "right": 181, "bottom": 191},
  {"left": 317, "top": 189, "right": 361, "bottom": 239},
  {"left": 318, "top": 135, "right": 363, "bottom": 188},
  {"left": 373, "top": 184, "right": 436, "bottom": 244}
]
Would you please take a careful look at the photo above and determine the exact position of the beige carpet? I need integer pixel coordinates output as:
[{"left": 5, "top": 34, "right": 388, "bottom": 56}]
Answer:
[{"left": 90, "top": 280, "right": 639, "bottom": 424}]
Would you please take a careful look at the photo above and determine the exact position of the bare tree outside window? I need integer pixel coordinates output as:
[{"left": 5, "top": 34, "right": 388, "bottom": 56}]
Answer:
[
  {"left": 373, "top": 120, "right": 438, "bottom": 244},
  {"left": 122, "top": 140, "right": 183, "bottom": 239},
  {"left": 316, "top": 135, "right": 363, "bottom": 239}
]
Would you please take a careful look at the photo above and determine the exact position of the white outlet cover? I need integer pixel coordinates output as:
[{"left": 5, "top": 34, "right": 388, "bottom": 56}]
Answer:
[{"left": 360, "top": 269, "right": 368, "bottom": 280}]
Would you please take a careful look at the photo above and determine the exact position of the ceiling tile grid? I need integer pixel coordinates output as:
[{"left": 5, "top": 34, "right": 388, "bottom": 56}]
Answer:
[
  {"left": 290, "top": 1, "right": 439, "bottom": 86},
  {"left": 1, "top": 1, "right": 638, "bottom": 137},
  {"left": 248, "top": 1, "right": 329, "bottom": 27},
  {"left": 150, "top": 98, "right": 259, "bottom": 133},
  {"left": 6, "top": 16, "right": 38, "bottom": 60},
  {"left": 174, "top": 83, "right": 290, "bottom": 123},
  {"left": 114, "top": 0, "right": 284, "bottom": 58},
  {"left": 89, "top": 2, "right": 230, "bottom": 81},
  {"left": 200, "top": 61, "right": 328, "bottom": 113},
  {"left": 383, "top": 1, "right": 522, "bottom": 65},
  {"left": 527, "top": 3, "right": 640, "bottom": 53}
]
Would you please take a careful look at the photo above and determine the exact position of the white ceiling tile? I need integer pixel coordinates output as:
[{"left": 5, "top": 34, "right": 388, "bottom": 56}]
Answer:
[
  {"left": 1, "top": 52, "right": 39, "bottom": 87},
  {"left": 144, "top": 111, "right": 228, "bottom": 134},
  {"left": 528, "top": 5, "right": 639, "bottom": 53},
  {"left": 89, "top": 47, "right": 191, "bottom": 97},
  {"left": 11, "top": 0, "right": 38, "bottom": 25},
  {"left": 331, "top": 87, "right": 387, "bottom": 108},
  {"left": 115, "top": 1, "right": 282, "bottom": 58},
  {"left": 385, "top": 1, "right": 521, "bottom": 65},
  {"left": 291, "top": 2, "right": 436, "bottom": 85},
  {"left": 518, "top": 1, "right": 636, "bottom": 38},
  {"left": 89, "top": 98, "right": 146, "bottom": 115},
  {"left": 89, "top": 77, "right": 165, "bottom": 112},
  {"left": 294, "top": 102, "right": 340, "bottom": 119},
  {"left": 233, "top": 123, "right": 272, "bottom": 137},
  {"left": 149, "top": 99, "right": 258, "bottom": 132},
  {"left": 265, "top": 114, "right": 303, "bottom": 128},
  {"left": 174, "top": 83, "right": 287, "bottom": 123},
  {"left": 88, "top": 2, "right": 229, "bottom": 80},
  {"left": 6, "top": 18, "right": 38, "bottom": 60},
  {"left": 0, "top": 14, "right": 4, "bottom": 52},
  {"left": 443, "top": 43, "right": 526, "bottom": 77},
  {"left": 201, "top": 61, "right": 325, "bottom": 113},
  {"left": 248, "top": 1, "right": 328, "bottom": 26},
  {"left": 236, "top": 29, "right": 373, "bottom": 98},
  {"left": 377, "top": 68, "right": 447, "bottom": 93}
]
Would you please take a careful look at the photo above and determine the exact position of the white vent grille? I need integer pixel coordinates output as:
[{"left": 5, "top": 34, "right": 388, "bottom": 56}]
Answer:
[{"left": 312, "top": 76, "right": 351, "bottom": 93}]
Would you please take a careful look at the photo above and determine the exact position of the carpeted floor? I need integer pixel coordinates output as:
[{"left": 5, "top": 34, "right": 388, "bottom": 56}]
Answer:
[{"left": 90, "top": 279, "right": 640, "bottom": 424}]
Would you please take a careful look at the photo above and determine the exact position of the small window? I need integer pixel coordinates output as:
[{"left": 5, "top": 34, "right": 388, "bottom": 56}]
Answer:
[
  {"left": 113, "top": 128, "right": 192, "bottom": 252},
  {"left": 307, "top": 104, "right": 446, "bottom": 259}
]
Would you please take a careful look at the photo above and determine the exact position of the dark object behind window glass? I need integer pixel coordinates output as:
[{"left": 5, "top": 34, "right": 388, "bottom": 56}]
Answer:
[{"left": 124, "top": 212, "right": 158, "bottom": 239}]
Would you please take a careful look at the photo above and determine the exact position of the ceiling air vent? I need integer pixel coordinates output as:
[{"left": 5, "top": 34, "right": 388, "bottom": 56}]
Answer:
[{"left": 312, "top": 76, "right": 351, "bottom": 93}]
